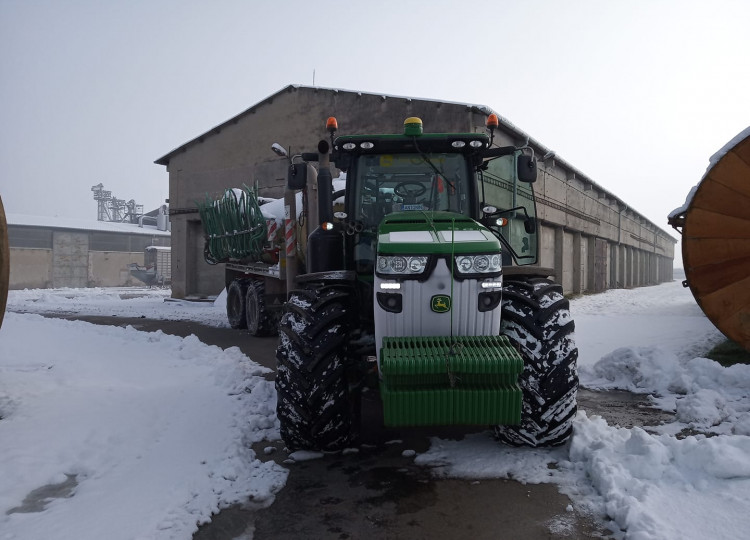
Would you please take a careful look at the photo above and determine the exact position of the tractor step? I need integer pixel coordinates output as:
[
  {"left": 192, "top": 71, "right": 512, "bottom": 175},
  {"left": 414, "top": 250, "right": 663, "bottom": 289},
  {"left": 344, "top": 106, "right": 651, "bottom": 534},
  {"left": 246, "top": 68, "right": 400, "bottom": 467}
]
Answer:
[{"left": 379, "top": 335, "right": 523, "bottom": 427}]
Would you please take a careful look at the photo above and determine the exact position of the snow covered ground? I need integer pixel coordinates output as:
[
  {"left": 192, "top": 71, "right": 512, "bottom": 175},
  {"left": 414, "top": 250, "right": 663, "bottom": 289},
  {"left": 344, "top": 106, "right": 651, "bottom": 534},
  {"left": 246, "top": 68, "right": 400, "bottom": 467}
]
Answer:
[
  {"left": 419, "top": 283, "right": 750, "bottom": 540},
  {"left": 2, "top": 280, "right": 749, "bottom": 539}
]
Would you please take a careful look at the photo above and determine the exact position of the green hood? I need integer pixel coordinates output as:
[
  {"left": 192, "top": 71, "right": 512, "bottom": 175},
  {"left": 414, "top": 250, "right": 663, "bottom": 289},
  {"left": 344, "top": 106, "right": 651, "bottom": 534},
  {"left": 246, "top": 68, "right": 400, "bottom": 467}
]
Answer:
[{"left": 377, "top": 211, "right": 501, "bottom": 255}]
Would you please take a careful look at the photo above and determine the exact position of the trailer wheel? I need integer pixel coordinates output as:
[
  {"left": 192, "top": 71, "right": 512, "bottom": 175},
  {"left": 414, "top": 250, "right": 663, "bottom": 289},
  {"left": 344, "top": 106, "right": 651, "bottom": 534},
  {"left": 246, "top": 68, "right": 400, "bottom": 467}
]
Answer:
[
  {"left": 226, "top": 279, "right": 248, "bottom": 329},
  {"left": 275, "top": 283, "right": 358, "bottom": 451},
  {"left": 245, "top": 279, "right": 275, "bottom": 336},
  {"left": 495, "top": 277, "right": 578, "bottom": 447}
]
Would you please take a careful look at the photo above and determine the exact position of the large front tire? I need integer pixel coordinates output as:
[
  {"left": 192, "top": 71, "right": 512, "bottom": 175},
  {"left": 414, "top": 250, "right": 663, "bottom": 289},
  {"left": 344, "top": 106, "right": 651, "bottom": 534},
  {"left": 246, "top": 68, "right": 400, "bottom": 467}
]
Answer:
[
  {"left": 495, "top": 277, "right": 578, "bottom": 447},
  {"left": 275, "top": 283, "right": 357, "bottom": 451}
]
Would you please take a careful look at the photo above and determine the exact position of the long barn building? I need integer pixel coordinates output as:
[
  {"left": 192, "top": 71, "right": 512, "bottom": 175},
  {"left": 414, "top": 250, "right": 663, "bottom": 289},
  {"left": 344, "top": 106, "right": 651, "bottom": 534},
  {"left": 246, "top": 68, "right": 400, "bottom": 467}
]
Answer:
[
  {"left": 156, "top": 85, "right": 676, "bottom": 299},
  {"left": 7, "top": 213, "right": 170, "bottom": 289}
]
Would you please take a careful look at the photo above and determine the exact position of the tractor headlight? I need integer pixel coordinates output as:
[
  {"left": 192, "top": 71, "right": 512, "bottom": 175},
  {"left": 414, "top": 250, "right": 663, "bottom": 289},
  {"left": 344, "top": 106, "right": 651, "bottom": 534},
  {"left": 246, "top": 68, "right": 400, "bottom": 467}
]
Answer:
[
  {"left": 377, "top": 255, "right": 428, "bottom": 275},
  {"left": 455, "top": 254, "right": 502, "bottom": 275}
]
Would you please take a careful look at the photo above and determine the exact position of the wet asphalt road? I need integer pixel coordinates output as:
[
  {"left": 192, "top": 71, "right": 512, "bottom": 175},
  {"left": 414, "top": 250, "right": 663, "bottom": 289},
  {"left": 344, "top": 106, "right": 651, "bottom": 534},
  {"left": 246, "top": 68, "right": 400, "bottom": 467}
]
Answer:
[{"left": 41, "top": 313, "right": 671, "bottom": 539}]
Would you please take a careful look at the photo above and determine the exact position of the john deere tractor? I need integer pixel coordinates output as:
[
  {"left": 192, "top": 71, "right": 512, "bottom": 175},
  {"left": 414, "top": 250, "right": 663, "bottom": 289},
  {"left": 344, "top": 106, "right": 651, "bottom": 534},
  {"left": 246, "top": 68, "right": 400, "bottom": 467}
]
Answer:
[{"left": 273, "top": 115, "right": 578, "bottom": 451}]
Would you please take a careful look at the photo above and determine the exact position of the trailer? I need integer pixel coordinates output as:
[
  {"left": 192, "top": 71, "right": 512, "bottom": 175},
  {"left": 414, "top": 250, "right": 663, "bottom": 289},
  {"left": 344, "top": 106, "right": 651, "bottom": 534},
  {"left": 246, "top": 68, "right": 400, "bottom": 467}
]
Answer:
[{"left": 129, "top": 246, "right": 172, "bottom": 287}]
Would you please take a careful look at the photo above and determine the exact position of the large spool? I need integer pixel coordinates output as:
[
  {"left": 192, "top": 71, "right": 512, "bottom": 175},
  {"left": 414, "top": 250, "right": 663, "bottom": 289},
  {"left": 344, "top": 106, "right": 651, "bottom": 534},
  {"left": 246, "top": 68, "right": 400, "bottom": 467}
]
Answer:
[{"left": 669, "top": 127, "right": 750, "bottom": 350}]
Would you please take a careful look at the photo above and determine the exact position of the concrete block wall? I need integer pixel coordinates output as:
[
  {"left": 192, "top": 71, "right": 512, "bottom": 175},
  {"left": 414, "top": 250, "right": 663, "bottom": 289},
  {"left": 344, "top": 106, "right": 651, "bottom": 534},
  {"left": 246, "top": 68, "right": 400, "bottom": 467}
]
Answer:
[
  {"left": 9, "top": 247, "right": 146, "bottom": 289},
  {"left": 7, "top": 223, "right": 171, "bottom": 289},
  {"left": 52, "top": 231, "right": 88, "bottom": 288},
  {"left": 542, "top": 230, "right": 675, "bottom": 296},
  {"left": 8, "top": 249, "right": 53, "bottom": 289},
  {"left": 88, "top": 252, "right": 146, "bottom": 287}
]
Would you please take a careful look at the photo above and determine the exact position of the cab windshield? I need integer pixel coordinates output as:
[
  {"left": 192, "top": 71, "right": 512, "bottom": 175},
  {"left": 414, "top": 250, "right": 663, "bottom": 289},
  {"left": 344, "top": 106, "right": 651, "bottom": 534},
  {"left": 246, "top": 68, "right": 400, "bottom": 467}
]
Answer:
[{"left": 352, "top": 153, "right": 471, "bottom": 229}]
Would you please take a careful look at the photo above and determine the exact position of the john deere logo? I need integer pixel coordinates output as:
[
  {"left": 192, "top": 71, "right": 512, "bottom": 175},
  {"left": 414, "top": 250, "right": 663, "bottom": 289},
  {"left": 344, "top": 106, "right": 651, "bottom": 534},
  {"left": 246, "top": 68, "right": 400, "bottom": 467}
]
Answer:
[{"left": 431, "top": 295, "right": 451, "bottom": 313}]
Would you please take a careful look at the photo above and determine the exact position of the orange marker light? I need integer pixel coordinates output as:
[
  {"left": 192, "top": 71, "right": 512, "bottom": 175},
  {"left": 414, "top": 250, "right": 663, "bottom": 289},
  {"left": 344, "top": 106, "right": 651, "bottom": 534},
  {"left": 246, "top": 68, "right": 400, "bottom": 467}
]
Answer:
[
  {"left": 486, "top": 114, "right": 499, "bottom": 129},
  {"left": 326, "top": 117, "right": 338, "bottom": 132}
]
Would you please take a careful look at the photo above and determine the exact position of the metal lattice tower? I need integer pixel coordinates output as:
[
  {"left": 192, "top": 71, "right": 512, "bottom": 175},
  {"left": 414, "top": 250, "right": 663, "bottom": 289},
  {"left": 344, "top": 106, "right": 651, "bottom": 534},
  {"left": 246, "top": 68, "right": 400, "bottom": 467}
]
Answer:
[
  {"left": 92, "top": 183, "right": 144, "bottom": 223},
  {"left": 91, "top": 183, "right": 112, "bottom": 221},
  {"left": 109, "top": 197, "right": 126, "bottom": 222},
  {"left": 125, "top": 199, "right": 144, "bottom": 223}
]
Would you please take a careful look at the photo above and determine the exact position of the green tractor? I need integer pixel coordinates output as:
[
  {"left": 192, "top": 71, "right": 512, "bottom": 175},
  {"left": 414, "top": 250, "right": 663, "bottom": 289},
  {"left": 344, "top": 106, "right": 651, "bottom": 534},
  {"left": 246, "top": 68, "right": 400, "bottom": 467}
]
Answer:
[{"left": 274, "top": 116, "right": 578, "bottom": 451}]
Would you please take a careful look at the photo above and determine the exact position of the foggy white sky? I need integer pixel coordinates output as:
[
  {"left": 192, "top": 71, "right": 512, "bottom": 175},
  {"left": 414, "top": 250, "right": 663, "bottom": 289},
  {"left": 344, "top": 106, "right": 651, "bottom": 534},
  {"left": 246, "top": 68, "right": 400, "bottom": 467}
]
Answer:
[{"left": 1, "top": 0, "right": 749, "bottom": 242}]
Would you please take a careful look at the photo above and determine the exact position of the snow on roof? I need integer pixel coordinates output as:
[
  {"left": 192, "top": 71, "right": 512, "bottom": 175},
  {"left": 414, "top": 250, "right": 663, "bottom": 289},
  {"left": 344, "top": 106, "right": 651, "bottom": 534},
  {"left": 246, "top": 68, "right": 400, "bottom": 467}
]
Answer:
[{"left": 7, "top": 213, "right": 171, "bottom": 236}]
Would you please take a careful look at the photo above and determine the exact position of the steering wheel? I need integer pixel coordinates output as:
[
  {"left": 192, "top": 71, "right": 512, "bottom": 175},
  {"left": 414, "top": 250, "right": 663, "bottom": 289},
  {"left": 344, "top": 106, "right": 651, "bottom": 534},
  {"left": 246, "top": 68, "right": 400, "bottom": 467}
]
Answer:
[{"left": 394, "top": 181, "right": 427, "bottom": 199}]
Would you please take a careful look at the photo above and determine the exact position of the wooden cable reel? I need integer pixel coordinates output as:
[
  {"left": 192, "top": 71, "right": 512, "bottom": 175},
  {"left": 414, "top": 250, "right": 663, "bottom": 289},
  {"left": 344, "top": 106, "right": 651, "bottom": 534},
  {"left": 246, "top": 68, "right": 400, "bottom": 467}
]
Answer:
[{"left": 678, "top": 129, "right": 750, "bottom": 350}]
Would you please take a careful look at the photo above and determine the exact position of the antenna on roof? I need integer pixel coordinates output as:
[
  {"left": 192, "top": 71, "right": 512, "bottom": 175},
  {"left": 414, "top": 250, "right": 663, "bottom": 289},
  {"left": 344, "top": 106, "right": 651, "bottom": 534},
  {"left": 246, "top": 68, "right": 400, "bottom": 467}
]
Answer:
[{"left": 312, "top": 69, "right": 315, "bottom": 86}]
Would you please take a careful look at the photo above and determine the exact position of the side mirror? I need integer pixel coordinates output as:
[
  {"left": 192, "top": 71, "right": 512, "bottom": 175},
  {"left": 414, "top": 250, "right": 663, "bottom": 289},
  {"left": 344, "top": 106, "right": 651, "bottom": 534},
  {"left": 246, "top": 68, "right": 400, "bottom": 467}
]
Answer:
[
  {"left": 517, "top": 155, "right": 537, "bottom": 183},
  {"left": 287, "top": 163, "right": 307, "bottom": 190},
  {"left": 524, "top": 217, "right": 536, "bottom": 234},
  {"left": 332, "top": 152, "right": 351, "bottom": 172}
]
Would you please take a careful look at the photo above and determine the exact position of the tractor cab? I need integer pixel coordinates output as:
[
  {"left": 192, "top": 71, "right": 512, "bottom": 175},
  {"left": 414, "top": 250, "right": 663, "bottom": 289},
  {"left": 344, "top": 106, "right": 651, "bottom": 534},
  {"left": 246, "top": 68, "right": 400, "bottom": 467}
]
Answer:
[{"left": 330, "top": 116, "right": 539, "bottom": 275}]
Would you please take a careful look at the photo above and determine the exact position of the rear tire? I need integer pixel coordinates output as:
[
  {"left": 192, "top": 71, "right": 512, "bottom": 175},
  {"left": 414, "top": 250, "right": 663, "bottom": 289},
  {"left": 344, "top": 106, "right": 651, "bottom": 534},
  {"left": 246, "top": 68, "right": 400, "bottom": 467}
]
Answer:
[
  {"left": 495, "top": 277, "right": 578, "bottom": 447},
  {"left": 245, "top": 279, "right": 275, "bottom": 336},
  {"left": 226, "top": 279, "right": 248, "bottom": 330},
  {"left": 275, "top": 283, "right": 358, "bottom": 451}
]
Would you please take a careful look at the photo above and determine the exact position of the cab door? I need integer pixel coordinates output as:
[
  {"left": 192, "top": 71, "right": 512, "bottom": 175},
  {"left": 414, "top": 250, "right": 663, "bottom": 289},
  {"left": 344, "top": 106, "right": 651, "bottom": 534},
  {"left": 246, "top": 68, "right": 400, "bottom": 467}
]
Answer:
[{"left": 480, "top": 153, "right": 539, "bottom": 265}]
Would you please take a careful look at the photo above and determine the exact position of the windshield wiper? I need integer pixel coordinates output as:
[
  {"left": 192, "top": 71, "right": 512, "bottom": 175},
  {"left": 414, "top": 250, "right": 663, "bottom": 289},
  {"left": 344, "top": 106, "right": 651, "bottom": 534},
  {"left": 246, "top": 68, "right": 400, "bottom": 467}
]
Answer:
[{"left": 411, "top": 137, "right": 457, "bottom": 193}]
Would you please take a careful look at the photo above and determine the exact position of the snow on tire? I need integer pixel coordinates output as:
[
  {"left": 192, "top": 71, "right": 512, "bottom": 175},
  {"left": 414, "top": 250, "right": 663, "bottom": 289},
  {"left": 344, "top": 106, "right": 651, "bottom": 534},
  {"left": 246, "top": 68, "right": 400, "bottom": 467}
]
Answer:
[
  {"left": 495, "top": 277, "right": 579, "bottom": 447},
  {"left": 275, "top": 283, "right": 357, "bottom": 452}
]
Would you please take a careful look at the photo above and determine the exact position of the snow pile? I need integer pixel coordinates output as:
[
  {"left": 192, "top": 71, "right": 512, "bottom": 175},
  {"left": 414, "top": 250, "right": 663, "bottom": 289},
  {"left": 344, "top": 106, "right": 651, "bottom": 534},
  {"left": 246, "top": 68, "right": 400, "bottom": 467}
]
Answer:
[
  {"left": 0, "top": 313, "right": 287, "bottom": 540},
  {"left": 582, "top": 346, "right": 687, "bottom": 394},
  {"left": 571, "top": 283, "right": 724, "bottom": 368},
  {"left": 582, "top": 346, "right": 750, "bottom": 435},
  {"left": 7, "top": 287, "right": 229, "bottom": 327},
  {"left": 567, "top": 414, "right": 750, "bottom": 540},
  {"left": 414, "top": 414, "right": 750, "bottom": 540},
  {"left": 416, "top": 281, "right": 750, "bottom": 539}
]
